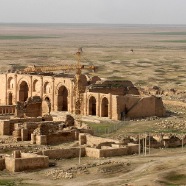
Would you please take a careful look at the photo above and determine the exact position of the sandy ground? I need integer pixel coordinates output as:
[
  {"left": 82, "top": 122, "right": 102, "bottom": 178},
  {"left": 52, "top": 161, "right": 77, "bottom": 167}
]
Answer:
[{"left": 1, "top": 147, "right": 185, "bottom": 186}]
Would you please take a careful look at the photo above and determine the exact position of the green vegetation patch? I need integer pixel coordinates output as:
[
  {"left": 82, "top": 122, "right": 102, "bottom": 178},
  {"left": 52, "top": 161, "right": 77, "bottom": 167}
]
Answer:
[
  {"left": 0, "top": 35, "right": 59, "bottom": 40},
  {"left": 160, "top": 40, "right": 186, "bottom": 43},
  {"left": 143, "top": 32, "right": 186, "bottom": 35},
  {"left": 159, "top": 171, "right": 186, "bottom": 185},
  {"left": 0, "top": 179, "right": 16, "bottom": 186}
]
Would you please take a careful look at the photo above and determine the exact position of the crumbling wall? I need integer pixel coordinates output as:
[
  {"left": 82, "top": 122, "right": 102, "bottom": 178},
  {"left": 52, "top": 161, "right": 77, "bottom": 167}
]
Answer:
[
  {"left": 81, "top": 134, "right": 119, "bottom": 147},
  {"left": 116, "top": 95, "right": 165, "bottom": 119},
  {"left": 15, "top": 96, "right": 42, "bottom": 118},
  {"left": 47, "top": 131, "right": 76, "bottom": 145}
]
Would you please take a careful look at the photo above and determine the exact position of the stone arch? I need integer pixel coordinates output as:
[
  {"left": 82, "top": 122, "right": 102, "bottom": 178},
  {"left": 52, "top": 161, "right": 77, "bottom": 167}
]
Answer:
[
  {"left": 7, "top": 77, "right": 14, "bottom": 89},
  {"left": 8, "top": 92, "right": 13, "bottom": 105},
  {"left": 43, "top": 96, "right": 51, "bottom": 114},
  {"left": 89, "top": 96, "right": 96, "bottom": 116},
  {"left": 43, "top": 81, "right": 51, "bottom": 94},
  {"left": 57, "top": 85, "right": 68, "bottom": 111},
  {"left": 19, "top": 81, "right": 29, "bottom": 102},
  {"left": 101, "top": 97, "right": 109, "bottom": 117}
]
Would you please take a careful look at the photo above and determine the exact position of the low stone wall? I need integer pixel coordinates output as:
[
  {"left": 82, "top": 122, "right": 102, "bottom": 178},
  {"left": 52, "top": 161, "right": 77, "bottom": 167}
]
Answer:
[
  {"left": 42, "top": 148, "right": 86, "bottom": 159},
  {"left": 5, "top": 153, "right": 48, "bottom": 172},
  {"left": 85, "top": 148, "right": 100, "bottom": 158},
  {"left": 85, "top": 144, "right": 138, "bottom": 158},
  {"left": 83, "top": 134, "right": 119, "bottom": 147},
  {"left": 99, "top": 147, "right": 128, "bottom": 157},
  {"left": 47, "top": 131, "right": 75, "bottom": 145}
]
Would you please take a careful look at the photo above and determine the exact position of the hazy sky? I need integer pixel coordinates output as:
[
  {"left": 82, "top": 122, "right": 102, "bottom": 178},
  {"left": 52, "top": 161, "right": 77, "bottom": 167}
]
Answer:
[{"left": 0, "top": 0, "right": 186, "bottom": 24}]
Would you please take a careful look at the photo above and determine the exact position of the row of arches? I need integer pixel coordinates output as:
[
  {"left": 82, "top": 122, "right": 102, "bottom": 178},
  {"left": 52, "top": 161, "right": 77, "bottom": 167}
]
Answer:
[
  {"left": 89, "top": 96, "right": 109, "bottom": 117},
  {"left": 7, "top": 79, "right": 109, "bottom": 118},
  {"left": 8, "top": 80, "right": 69, "bottom": 112}
]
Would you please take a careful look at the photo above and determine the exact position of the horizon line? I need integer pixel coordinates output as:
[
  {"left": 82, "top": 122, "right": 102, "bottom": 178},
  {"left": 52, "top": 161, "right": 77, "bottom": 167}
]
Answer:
[{"left": 0, "top": 22, "right": 186, "bottom": 26}]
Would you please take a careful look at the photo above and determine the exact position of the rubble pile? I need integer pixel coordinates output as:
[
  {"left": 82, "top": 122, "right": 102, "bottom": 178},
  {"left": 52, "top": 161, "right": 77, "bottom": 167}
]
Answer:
[
  {"left": 155, "top": 120, "right": 186, "bottom": 131},
  {"left": 44, "top": 160, "right": 126, "bottom": 179}
]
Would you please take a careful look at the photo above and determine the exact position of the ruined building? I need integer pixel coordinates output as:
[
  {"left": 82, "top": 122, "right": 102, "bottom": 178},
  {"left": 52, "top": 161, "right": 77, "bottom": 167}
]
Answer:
[{"left": 0, "top": 68, "right": 165, "bottom": 120}]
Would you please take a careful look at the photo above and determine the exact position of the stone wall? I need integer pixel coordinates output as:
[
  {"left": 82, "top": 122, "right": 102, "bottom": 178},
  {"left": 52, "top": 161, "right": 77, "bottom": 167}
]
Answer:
[
  {"left": 5, "top": 153, "right": 48, "bottom": 172},
  {"left": 47, "top": 131, "right": 75, "bottom": 145},
  {"left": 0, "top": 120, "right": 10, "bottom": 135},
  {"left": 81, "top": 134, "right": 119, "bottom": 147},
  {"left": 117, "top": 95, "right": 165, "bottom": 119},
  {"left": 42, "top": 148, "right": 85, "bottom": 159},
  {"left": 85, "top": 145, "right": 138, "bottom": 158}
]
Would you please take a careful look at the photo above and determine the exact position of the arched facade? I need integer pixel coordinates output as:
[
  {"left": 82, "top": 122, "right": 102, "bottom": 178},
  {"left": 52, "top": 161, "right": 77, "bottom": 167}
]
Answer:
[
  {"left": 89, "top": 96, "right": 96, "bottom": 115},
  {"left": 57, "top": 85, "right": 68, "bottom": 111},
  {"left": 19, "top": 81, "right": 29, "bottom": 102},
  {"left": 101, "top": 97, "right": 109, "bottom": 117}
]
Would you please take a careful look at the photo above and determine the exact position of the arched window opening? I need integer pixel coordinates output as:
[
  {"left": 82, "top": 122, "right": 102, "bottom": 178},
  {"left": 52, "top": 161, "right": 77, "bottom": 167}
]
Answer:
[
  {"left": 44, "top": 82, "right": 50, "bottom": 94},
  {"left": 8, "top": 77, "right": 14, "bottom": 89},
  {"left": 33, "top": 79, "right": 38, "bottom": 92},
  {"left": 89, "top": 96, "right": 96, "bottom": 116}
]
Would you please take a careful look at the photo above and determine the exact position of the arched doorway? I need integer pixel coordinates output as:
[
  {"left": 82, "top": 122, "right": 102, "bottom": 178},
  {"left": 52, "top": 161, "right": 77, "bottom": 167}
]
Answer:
[
  {"left": 8, "top": 92, "right": 13, "bottom": 105},
  {"left": 101, "top": 97, "right": 108, "bottom": 117},
  {"left": 89, "top": 96, "right": 96, "bottom": 115},
  {"left": 57, "top": 86, "right": 68, "bottom": 111},
  {"left": 19, "top": 81, "right": 29, "bottom": 102}
]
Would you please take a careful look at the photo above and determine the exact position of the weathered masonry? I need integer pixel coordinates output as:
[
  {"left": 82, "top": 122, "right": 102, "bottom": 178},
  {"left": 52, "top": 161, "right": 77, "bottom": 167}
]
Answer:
[{"left": 0, "top": 72, "right": 165, "bottom": 120}]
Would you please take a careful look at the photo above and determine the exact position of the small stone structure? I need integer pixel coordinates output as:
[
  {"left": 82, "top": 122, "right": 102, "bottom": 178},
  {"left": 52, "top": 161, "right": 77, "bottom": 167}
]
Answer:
[{"left": 5, "top": 150, "right": 48, "bottom": 172}]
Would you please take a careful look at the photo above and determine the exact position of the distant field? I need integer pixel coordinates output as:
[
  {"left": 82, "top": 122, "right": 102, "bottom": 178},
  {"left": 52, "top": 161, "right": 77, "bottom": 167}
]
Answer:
[{"left": 0, "top": 24, "right": 186, "bottom": 89}]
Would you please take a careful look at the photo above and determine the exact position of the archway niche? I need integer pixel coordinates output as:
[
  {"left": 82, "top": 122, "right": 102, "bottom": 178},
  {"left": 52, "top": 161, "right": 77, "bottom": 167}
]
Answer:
[
  {"left": 19, "top": 81, "right": 29, "bottom": 102},
  {"left": 89, "top": 96, "right": 96, "bottom": 116},
  {"left": 8, "top": 92, "right": 13, "bottom": 105},
  {"left": 33, "top": 79, "right": 38, "bottom": 92},
  {"left": 8, "top": 77, "right": 14, "bottom": 89},
  {"left": 101, "top": 97, "right": 109, "bottom": 117},
  {"left": 44, "top": 82, "right": 50, "bottom": 94},
  {"left": 57, "top": 86, "right": 68, "bottom": 111}
]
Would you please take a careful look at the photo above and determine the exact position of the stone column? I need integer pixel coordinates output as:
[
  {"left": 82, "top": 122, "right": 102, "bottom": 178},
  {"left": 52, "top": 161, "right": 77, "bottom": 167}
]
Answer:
[
  {"left": 40, "top": 76, "right": 43, "bottom": 99},
  {"left": 85, "top": 93, "right": 87, "bottom": 116},
  {"left": 108, "top": 93, "right": 112, "bottom": 119},
  {"left": 97, "top": 93, "right": 100, "bottom": 117},
  {"left": 52, "top": 77, "right": 55, "bottom": 111},
  {"left": 30, "top": 75, "right": 33, "bottom": 97},
  {"left": 14, "top": 73, "right": 17, "bottom": 104},
  {"left": 5, "top": 74, "right": 7, "bottom": 105},
  {"left": 70, "top": 81, "right": 74, "bottom": 113}
]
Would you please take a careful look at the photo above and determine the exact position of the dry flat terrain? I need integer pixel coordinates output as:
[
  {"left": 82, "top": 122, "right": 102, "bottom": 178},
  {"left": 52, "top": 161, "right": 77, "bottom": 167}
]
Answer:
[
  {"left": 1, "top": 24, "right": 186, "bottom": 89},
  {"left": 0, "top": 24, "right": 186, "bottom": 186}
]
